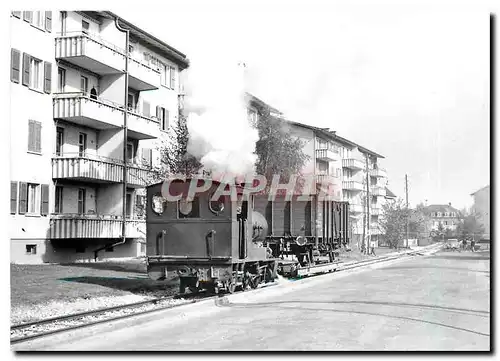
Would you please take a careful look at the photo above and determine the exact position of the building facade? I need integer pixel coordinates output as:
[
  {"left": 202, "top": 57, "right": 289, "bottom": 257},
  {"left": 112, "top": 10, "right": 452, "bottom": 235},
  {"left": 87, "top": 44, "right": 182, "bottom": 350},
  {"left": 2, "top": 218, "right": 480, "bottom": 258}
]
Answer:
[
  {"left": 471, "top": 185, "right": 490, "bottom": 240},
  {"left": 424, "top": 204, "right": 462, "bottom": 232},
  {"left": 10, "top": 11, "right": 188, "bottom": 263}
]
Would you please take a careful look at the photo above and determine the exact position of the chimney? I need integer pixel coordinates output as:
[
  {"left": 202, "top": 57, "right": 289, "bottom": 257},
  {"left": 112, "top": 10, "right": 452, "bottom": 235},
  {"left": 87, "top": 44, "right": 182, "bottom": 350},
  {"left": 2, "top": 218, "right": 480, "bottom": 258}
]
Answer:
[{"left": 448, "top": 202, "right": 451, "bottom": 206}]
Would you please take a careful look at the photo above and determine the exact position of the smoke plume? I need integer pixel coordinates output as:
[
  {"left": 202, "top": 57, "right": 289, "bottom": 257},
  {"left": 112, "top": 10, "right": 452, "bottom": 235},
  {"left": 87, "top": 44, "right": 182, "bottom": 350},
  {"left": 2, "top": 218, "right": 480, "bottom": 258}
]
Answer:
[{"left": 182, "top": 59, "right": 259, "bottom": 183}]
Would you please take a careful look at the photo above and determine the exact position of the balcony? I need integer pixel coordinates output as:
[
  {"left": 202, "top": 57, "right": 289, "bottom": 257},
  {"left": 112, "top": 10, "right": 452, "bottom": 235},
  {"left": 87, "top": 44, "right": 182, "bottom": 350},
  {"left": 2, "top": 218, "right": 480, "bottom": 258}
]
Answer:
[
  {"left": 52, "top": 154, "right": 154, "bottom": 188},
  {"left": 349, "top": 203, "right": 364, "bottom": 214},
  {"left": 49, "top": 214, "right": 145, "bottom": 239},
  {"left": 371, "top": 186, "right": 387, "bottom": 197},
  {"left": 55, "top": 32, "right": 125, "bottom": 75},
  {"left": 316, "top": 148, "right": 338, "bottom": 162},
  {"left": 53, "top": 93, "right": 160, "bottom": 139},
  {"left": 127, "top": 108, "right": 161, "bottom": 140},
  {"left": 53, "top": 93, "right": 124, "bottom": 130},
  {"left": 370, "top": 167, "right": 387, "bottom": 178},
  {"left": 342, "top": 158, "right": 365, "bottom": 170},
  {"left": 342, "top": 181, "right": 364, "bottom": 192},
  {"left": 370, "top": 226, "right": 383, "bottom": 235},
  {"left": 370, "top": 207, "right": 381, "bottom": 216},
  {"left": 128, "top": 56, "right": 161, "bottom": 91},
  {"left": 315, "top": 174, "right": 338, "bottom": 185}
]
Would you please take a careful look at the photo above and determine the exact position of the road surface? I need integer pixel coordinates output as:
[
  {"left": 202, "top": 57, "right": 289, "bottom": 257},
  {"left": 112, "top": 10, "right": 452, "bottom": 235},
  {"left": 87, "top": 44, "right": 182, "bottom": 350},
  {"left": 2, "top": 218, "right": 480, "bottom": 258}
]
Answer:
[{"left": 15, "top": 250, "right": 490, "bottom": 351}]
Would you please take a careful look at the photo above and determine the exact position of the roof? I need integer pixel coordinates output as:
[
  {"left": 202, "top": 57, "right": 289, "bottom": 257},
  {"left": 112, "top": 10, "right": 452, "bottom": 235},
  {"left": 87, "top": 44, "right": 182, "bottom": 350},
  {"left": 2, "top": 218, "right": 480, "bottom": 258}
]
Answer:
[
  {"left": 470, "top": 185, "right": 490, "bottom": 196},
  {"left": 424, "top": 204, "right": 461, "bottom": 215},
  {"left": 88, "top": 11, "right": 190, "bottom": 70},
  {"left": 245, "top": 93, "right": 282, "bottom": 116}
]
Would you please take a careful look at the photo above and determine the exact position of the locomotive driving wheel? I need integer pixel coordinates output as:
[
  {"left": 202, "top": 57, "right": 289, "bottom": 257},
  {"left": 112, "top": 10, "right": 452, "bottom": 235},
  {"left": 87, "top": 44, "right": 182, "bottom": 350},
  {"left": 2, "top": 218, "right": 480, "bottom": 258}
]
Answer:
[
  {"left": 227, "top": 281, "right": 236, "bottom": 294},
  {"left": 250, "top": 275, "right": 261, "bottom": 289}
]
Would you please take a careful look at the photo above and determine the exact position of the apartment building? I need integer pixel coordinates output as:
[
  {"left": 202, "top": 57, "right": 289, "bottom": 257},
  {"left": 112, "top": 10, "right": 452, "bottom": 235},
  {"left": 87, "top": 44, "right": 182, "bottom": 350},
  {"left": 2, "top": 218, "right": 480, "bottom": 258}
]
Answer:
[
  {"left": 470, "top": 185, "right": 490, "bottom": 240},
  {"left": 10, "top": 11, "right": 189, "bottom": 263}
]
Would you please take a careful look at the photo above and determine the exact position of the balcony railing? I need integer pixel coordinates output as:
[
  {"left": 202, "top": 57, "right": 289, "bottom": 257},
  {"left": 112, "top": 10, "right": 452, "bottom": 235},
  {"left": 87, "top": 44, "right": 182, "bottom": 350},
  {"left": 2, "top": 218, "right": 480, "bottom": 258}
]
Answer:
[
  {"left": 49, "top": 214, "right": 145, "bottom": 239},
  {"left": 315, "top": 174, "right": 339, "bottom": 185},
  {"left": 52, "top": 154, "right": 154, "bottom": 187},
  {"left": 371, "top": 186, "right": 387, "bottom": 197},
  {"left": 370, "top": 167, "right": 387, "bottom": 178},
  {"left": 349, "top": 203, "right": 364, "bottom": 213},
  {"left": 53, "top": 93, "right": 160, "bottom": 139},
  {"left": 316, "top": 148, "right": 338, "bottom": 162},
  {"left": 342, "top": 181, "right": 364, "bottom": 191},
  {"left": 370, "top": 207, "right": 381, "bottom": 216},
  {"left": 55, "top": 31, "right": 126, "bottom": 75},
  {"left": 342, "top": 158, "right": 365, "bottom": 170},
  {"left": 128, "top": 56, "right": 161, "bottom": 91}
]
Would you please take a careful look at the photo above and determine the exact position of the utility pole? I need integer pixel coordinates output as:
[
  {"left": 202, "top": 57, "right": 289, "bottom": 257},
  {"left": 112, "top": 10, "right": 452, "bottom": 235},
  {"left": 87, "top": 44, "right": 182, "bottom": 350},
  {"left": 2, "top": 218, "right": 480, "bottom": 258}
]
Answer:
[
  {"left": 405, "top": 174, "right": 409, "bottom": 248},
  {"left": 366, "top": 154, "right": 370, "bottom": 254}
]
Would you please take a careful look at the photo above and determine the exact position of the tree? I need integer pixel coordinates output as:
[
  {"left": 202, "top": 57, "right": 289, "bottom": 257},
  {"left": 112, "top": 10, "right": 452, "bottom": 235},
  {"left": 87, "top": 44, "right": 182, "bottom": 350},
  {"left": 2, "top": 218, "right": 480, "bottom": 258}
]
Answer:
[
  {"left": 152, "top": 113, "right": 202, "bottom": 181},
  {"left": 379, "top": 198, "right": 409, "bottom": 249},
  {"left": 408, "top": 203, "right": 432, "bottom": 240},
  {"left": 254, "top": 106, "right": 309, "bottom": 185},
  {"left": 455, "top": 211, "right": 485, "bottom": 240}
]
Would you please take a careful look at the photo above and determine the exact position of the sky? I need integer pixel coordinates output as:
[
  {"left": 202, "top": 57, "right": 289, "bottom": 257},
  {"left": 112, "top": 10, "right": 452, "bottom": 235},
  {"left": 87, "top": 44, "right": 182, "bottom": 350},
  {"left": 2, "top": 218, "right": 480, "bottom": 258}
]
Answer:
[{"left": 114, "top": 0, "right": 491, "bottom": 209}]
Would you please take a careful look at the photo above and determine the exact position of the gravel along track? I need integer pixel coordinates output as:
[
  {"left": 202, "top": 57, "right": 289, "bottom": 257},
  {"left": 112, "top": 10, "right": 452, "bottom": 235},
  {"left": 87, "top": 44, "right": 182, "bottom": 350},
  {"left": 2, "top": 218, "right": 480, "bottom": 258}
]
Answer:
[{"left": 11, "top": 245, "right": 441, "bottom": 345}]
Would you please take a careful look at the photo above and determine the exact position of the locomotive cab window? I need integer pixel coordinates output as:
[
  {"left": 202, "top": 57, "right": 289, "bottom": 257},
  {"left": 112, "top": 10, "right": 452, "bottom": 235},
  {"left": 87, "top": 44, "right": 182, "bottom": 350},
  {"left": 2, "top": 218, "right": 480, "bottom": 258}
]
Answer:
[
  {"left": 209, "top": 193, "right": 225, "bottom": 214},
  {"left": 178, "top": 197, "right": 200, "bottom": 218},
  {"left": 151, "top": 194, "right": 167, "bottom": 215}
]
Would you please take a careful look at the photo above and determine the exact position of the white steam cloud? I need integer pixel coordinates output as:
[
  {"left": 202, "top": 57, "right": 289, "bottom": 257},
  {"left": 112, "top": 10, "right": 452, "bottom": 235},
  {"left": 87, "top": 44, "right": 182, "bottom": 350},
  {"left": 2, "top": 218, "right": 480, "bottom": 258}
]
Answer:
[{"left": 182, "top": 59, "right": 259, "bottom": 182}]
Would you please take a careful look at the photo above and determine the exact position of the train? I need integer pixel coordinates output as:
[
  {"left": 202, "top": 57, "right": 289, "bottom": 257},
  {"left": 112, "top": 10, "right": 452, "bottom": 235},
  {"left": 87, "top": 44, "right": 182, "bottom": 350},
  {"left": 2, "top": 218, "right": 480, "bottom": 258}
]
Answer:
[{"left": 145, "top": 178, "right": 350, "bottom": 294}]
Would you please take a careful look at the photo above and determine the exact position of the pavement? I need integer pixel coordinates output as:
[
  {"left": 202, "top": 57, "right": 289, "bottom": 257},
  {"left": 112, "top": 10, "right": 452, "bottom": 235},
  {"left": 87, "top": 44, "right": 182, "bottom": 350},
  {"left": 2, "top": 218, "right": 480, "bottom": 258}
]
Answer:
[{"left": 14, "top": 247, "right": 490, "bottom": 351}]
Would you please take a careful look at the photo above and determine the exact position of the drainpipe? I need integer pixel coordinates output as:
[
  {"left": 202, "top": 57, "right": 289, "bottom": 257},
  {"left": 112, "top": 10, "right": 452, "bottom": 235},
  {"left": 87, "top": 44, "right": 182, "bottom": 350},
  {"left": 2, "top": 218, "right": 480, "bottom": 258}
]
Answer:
[{"left": 94, "top": 17, "right": 130, "bottom": 261}]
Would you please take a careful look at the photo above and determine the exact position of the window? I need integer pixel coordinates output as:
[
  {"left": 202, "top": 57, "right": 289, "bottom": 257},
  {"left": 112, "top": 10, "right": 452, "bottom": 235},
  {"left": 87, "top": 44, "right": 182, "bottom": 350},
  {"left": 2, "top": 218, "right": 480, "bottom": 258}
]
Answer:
[
  {"left": 82, "top": 20, "right": 90, "bottom": 34},
  {"left": 27, "top": 183, "right": 40, "bottom": 214},
  {"left": 128, "top": 45, "right": 134, "bottom": 54},
  {"left": 142, "top": 148, "right": 152, "bottom": 168},
  {"left": 157, "top": 107, "right": 169, "bottom": 131},
  {"left": 32, "top": 11, "right": 45, "bottom": 29},
  {"left": 127, "top": 91, "right": 136, "bottom": 111},
  {"left": 28, "top": 120, "right": 42, "bottom": 153},
  {"left": 80, "top": 76, "right": 88, "bottom": 95},
  {"left": 126, "top": 141, "right": 135, "bottom": 163},
  {"left": 178, "top": 197, "right": 200, "bottom": 218},
  {"left": 57, "top": 67, "right": 65, "bottom": 93},
  {"left": 126, "top": 193, "right": 133, "bottom": 218},
  {"left": 56, "top": 127, "right": 64, "bottom": 156},
  {"left": 60, "top": 11, "right": 67, "bottom": 35},
  {"left": 78, "top": 188, "right": 86, "bottom": 214},
  {"left": 26, "top": 245, "right": 37, "bottom": 255},
  {"left": 160, "top": 63, "right": 170, "bottom": 87},
  {"left": 54, "top": 186, "right": 63, "bottom": 214},
  {"left": 78, "top": 133, "right": 87, "bottom": 156},
  {"left": 29, "top": 57, "right": 42, "bottom": 91}
]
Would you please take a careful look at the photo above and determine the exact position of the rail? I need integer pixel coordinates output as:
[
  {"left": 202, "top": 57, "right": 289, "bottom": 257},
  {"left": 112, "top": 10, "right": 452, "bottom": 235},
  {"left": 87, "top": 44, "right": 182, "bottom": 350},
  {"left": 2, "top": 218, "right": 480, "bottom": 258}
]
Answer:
[{"left": 11, "top": 244, "right": 442, "bottom": 345}]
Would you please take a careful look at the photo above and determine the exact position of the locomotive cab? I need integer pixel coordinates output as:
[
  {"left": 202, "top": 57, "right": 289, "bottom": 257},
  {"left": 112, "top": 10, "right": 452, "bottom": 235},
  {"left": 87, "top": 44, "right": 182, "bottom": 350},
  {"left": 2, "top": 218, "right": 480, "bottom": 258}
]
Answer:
[{"left": 146, "top": 178, "right": 277, "bottom": 294}]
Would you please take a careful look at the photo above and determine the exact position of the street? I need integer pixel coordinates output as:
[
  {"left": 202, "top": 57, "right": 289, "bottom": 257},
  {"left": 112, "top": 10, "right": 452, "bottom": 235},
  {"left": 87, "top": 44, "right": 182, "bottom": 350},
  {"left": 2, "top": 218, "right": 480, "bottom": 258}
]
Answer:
[{"left": 15, "top": 250, "right": 490, "bottom": 351}]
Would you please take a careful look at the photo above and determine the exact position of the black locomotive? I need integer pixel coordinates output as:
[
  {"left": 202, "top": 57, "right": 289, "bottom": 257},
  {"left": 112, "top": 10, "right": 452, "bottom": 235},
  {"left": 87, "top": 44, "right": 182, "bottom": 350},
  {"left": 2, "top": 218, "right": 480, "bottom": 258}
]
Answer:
[{"left": 146, "top": 178, "right": 350, "bottom": 294}]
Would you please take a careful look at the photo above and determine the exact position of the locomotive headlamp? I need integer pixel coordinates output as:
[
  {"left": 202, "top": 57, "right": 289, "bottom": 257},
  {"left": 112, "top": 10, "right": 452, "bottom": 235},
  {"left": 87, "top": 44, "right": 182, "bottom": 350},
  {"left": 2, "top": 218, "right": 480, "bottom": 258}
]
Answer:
[
  {"left": 296, "top": 236, "right": 307, "bottom": 246},
  {"left": 209, "top": 194, "right": 225, "bottom": 214}
]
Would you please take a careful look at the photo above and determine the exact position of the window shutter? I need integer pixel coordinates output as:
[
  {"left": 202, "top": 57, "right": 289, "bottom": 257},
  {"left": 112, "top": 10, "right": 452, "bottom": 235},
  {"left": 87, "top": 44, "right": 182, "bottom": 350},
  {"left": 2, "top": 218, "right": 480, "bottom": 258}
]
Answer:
[
  {"left": 165, "top": 109, "right": 170, "bottom": 129},
  {"left": 45, "top": 11, "right": 52, "bottom": 32},
  {"left": 11, "top": 181, "right": 18, "bottom": 214},
  {"left": 41, "top": 184, "right": 49, "bottom": 215},
  {"left": 28, "top": 120, "right": 35, "bottom": 152},
  {"left": 23, "top": 11, "right": 32, "bottom": 23},
  {"left": 12, "top": 11, "right": 21, "bottom": 18},
  {"left": 11, "top": 49, "right": 20, "bottom": 83},
  {"left": 170, "top": 67, "right": 176, "bottom": 90},
  {"left": 143, "top": 101, "right": 150, "bottom": 117},
  {"left": 18, "top": 182, "right": 27, "bottom": 214},
  {"left": 35, "top": 121, "right": 42, "bottom": 153},
  {"left": 44, "top": 62, "right": 52, "bottom": 93},
  {"left": 22, "top": 53, "right": 30, "bottom": 86}
]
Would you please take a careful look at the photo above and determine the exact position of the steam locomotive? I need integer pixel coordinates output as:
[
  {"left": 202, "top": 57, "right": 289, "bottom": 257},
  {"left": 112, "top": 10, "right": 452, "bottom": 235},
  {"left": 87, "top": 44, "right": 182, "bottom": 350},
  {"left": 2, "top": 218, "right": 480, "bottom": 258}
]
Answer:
[{"left": 146, "top": 178, "right": 350, "bottom": 294}]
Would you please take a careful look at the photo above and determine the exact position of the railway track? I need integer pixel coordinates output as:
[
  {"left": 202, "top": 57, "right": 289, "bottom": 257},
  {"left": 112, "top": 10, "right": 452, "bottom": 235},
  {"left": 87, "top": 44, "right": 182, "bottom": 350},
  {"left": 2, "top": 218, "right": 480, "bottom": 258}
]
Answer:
[{"left": 11, "top": 246, "right": 440, "bottom": 345}]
